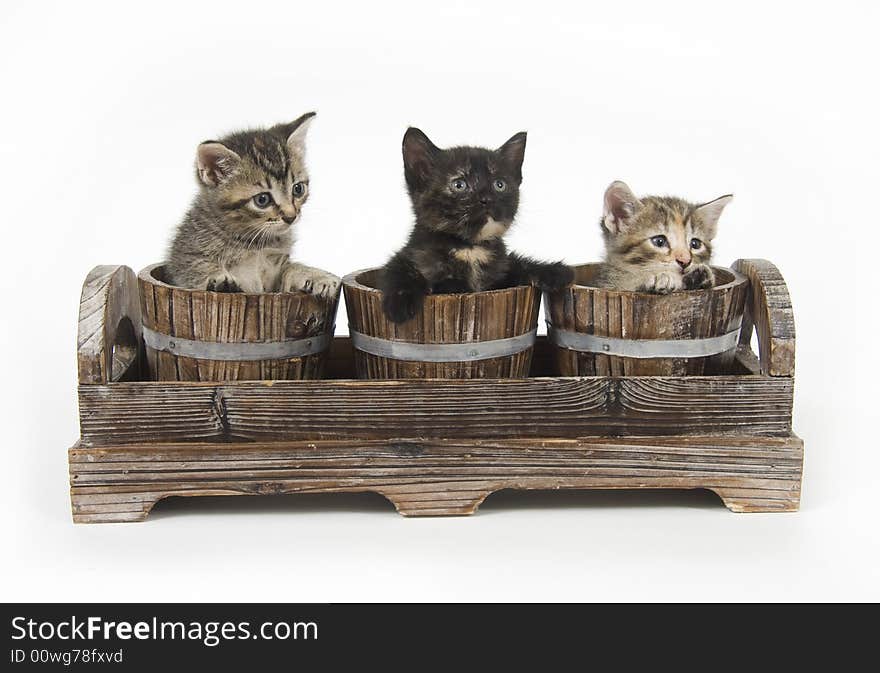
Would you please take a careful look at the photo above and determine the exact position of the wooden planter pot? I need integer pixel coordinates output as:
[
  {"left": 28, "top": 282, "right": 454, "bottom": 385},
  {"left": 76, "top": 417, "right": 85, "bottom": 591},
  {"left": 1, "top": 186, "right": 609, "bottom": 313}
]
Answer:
[
  {"left": 70, "top": 259, "right": 801, "bottom": 522},
  {"left": 544, "top": 264, "right": 748, "bottom": 376},
  {"left": 138, "top": 263, "right": 339, "bottom": 381},
  {"left": 342, "top": 268, "right": 540, "bottom": 379}
]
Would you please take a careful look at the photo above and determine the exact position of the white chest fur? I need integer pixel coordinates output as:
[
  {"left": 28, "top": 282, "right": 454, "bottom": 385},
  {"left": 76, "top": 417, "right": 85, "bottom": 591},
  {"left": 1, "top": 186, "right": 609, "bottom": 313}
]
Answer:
[
  {"left": 452, "top": 247, "right": 492, "bottom": 265},
  {"left": 474, "top": 217, "right": 509, "bottom": 242},
  {"left": 453, "top": 246, "right": 493, "bottom": 291},
  {"left": 227, "top": 250, "right": 288, "bottom": 293}
]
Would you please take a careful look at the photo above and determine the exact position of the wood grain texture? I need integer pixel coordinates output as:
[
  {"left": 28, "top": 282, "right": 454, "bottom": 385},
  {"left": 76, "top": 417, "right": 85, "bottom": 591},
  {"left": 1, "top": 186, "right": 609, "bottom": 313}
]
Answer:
[
  {"left": 77, "top": 372, "right": 794, "bottom": 445},
  {"left": 544, "top": 264, "right": 748, "bottom": 377},
  {"left": 732, "top": 259, "right": 796, "bottom": 376},
  {"left": 138, "top": 263, "right": 339, "bottom": 381},
  {"left": 343, "top": 268, "right": 540, "bottom": 379},
  {"left": 73, "top": 260, "right": 801, "bottom": 522},
  {"left": 68, "top": 434, "right": 803, "bottom": 521},
  {"left": 78, "top": 265, "right": 143, "bottom": 384}
]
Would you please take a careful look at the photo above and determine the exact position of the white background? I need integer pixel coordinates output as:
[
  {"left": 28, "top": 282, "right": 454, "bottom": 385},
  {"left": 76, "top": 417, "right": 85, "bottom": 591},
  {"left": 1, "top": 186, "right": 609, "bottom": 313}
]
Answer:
[{"left": 1, "top": 0, "right": 878, "bottom": 601}]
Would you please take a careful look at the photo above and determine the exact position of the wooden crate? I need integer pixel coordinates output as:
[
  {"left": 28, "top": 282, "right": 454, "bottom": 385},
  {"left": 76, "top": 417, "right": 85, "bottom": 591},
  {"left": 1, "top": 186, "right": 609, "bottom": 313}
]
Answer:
[{"left": 70, "top": 259, "right": 801, "bottom": 522}]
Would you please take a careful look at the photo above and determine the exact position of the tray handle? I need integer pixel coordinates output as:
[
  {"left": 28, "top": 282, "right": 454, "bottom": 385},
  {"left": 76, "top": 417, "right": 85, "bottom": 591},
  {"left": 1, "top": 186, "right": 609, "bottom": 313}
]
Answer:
[
  {"left": 732, "top": 259, "right": 796, "bottom": 377},
  {"left": 77, "top": 265, "right": 143, "bottom": 384}
]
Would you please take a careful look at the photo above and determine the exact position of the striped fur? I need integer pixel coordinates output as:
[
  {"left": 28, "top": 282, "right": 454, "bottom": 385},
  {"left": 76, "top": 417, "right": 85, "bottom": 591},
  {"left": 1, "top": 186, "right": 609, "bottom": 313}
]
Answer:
[
  {"left": 166, "top": 113, "right": 339, "bottom": 297},
  {"left": 598, "top": 180, "right": 732, "bottom": 293}
]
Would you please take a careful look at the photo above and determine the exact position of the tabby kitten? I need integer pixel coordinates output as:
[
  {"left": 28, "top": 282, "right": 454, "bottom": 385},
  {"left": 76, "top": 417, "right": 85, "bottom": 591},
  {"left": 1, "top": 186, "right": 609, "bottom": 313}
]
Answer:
[
  {"left": 380, "top": 128, "right": 574, "bottom": 323},
  {"left": 166, "top": 112, "right": 340, "bottom": 297},
  {"left": 598, "top": 180, "right": 732, "bottom": 293}
]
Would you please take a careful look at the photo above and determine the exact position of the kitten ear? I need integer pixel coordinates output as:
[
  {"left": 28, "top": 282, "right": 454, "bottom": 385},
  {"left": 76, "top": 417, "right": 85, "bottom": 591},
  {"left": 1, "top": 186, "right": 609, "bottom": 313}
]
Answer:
[
  {"left": 402, "top": 127, "right": 440, "bottom": 191},
  {"left": 196, "top": 142, "right": 241, "bottom": 187},
  {"left": 602, "top": 180, "right": 642, "bottom": 234},
  {"left": 693, "top": 194, "right": 733, "bottom": 238},
  {"left": 278, "top": 111, "right": 317, "bottom": 156},
  {"left": 497, "top": 132, "right": 527, "bottom": 177}
]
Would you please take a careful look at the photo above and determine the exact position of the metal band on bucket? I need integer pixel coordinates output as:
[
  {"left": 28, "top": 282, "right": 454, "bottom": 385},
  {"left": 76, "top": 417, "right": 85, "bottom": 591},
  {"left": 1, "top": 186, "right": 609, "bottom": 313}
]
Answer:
[
  {"left": 350, "top": 328, "right": 537, "bottom": 363},
  {"left": 547, "top": 324, "right": 740, "bottom": 359},
  {"left": 142, "top": 326, "right": 332, "bottom": 361}
]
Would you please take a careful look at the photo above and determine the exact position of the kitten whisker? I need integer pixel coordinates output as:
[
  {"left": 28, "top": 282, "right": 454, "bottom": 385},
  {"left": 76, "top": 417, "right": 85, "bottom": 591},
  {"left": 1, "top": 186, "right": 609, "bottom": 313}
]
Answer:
[
  {"left": 245, "top": 223, "right": 271, "bottom": 250},
  {"left": 244, "top": 227, "right": 262, "bottom": 250},
  {"left": 258, "top": 225, "right": 272, "bottom": 250}
]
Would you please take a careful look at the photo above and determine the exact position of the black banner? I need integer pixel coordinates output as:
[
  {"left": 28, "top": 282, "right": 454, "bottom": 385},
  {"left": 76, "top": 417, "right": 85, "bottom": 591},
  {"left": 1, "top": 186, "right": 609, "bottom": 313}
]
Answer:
[{"left": 1, "top": 603, "right": 873, "bottom": 668}]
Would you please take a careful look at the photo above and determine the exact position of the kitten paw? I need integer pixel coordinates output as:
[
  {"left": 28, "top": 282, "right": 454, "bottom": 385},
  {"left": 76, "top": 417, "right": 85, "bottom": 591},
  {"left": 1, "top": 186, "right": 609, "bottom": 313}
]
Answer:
[
  {"left": 282, "top": 268, "right": 341, "bottom": 299},
  {"left": 683, "top": 264, "right": 715, "bottom": 290},
  {"left": 206, "top": 275, "right": 241, "bottom": 293},
  {"left": 383, "top": 288, "right": 423, "bottom": 324},
  {"left": 307, "top": 272, "right": 341, "bottom": 299},
  {"left": 641, "top": 273, "right": 676, "bottom": 294},
  {"left": 534, "top": 262, "right": 575, "bottom": 291}
]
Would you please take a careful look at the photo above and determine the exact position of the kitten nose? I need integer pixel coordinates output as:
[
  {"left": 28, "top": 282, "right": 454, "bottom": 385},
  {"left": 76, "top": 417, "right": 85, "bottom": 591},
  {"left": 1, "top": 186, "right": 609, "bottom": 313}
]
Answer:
[
  {"left": 282, "top": 213, "right": 297, "bottom": 224},
  {"left": 676, "top": 255, "right": 691, "bottom": 270},
  {"left": 479, "top": 195, "right": 491, "bottom": 205}
]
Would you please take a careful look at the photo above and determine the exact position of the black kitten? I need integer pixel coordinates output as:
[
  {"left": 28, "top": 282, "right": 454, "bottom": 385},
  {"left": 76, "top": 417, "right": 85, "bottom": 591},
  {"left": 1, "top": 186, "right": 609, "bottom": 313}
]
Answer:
[{"left": 380, "top": 127, "right": 573, "bottom": 323}]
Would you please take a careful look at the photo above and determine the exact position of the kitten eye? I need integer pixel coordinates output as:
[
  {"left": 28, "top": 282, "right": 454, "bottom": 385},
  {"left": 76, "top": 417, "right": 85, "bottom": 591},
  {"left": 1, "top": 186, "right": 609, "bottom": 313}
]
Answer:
[
  {"left": 493, "top": 178, "right": 507, "bottom": 192},
  {"left": 690, "top": 238, "right": 703, "bottom": 250},
  {"left": 252, "top": 192, "right": 273, "bottom": 208},
  {"left": 292, "top": 182, "right": 306, "bottom": 198},
  {"left": 650, "top": 235, "right": 668, "bottom": 248},
  {"left": 451, "top": 178, "right": 469, "bottom": 192}
]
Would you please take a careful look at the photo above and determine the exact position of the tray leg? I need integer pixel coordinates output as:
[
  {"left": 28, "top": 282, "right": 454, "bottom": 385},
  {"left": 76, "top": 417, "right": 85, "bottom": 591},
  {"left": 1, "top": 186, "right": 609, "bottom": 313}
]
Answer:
[
  {"left": 710, "top": 484, "right": 801, "bottom": 513},
  {"left": 70, "top": 491, "right": 162, "bottom": 523},
  {"left": 379, "top": 488, "right": 492, "bottom": 517}
]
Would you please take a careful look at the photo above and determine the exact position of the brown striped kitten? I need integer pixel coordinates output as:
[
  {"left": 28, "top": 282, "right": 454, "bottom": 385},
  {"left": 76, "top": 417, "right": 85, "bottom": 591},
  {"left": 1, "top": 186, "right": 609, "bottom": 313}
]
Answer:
[
  {"left": 598, "top": 181, "right": 732, "bottom": 293},
  {"left": 166, "top": 112, "right": 340, "bottom": 297}
]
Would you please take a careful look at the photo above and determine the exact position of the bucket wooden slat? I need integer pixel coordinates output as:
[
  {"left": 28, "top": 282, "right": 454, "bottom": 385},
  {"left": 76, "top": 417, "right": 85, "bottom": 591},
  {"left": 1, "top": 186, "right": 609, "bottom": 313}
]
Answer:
[
  {"left": 545, "top": 263, "right": 748, "bottom": 377},
  {"left": 138, "top": 263, "right": 339, "bottom": 382},
  {"left": 343, "top": 268, "right": 540, "bottom": 379}
]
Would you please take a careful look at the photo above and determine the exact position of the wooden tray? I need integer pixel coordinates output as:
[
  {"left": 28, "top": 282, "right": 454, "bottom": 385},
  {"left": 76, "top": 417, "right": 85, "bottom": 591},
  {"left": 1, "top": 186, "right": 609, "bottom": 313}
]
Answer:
[{"left": 70, "top": 259, "right": 801, "bottom": 522}]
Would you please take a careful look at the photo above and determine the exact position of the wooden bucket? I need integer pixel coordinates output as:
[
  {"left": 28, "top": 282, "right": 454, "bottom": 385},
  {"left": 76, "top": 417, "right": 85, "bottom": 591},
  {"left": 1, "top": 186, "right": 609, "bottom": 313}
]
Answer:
[
  {"left": 138, "top": 263, "right": 339, "bottom": 381},
  {"left": 343, "top": 268, "right": 540, "bottom": 379},
  {"left": 544, "top": 263, "right": 748, "bottom": 376}
]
